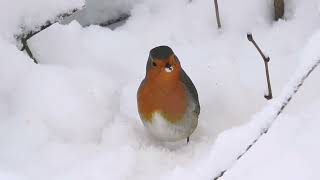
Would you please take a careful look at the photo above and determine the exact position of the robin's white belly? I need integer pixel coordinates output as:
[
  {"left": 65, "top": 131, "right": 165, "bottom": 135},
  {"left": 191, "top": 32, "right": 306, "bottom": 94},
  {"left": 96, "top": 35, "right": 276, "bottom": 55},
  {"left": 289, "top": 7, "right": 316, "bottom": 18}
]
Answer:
[{"left": 142, "top": 111, "right": 197, "bottom": 142}]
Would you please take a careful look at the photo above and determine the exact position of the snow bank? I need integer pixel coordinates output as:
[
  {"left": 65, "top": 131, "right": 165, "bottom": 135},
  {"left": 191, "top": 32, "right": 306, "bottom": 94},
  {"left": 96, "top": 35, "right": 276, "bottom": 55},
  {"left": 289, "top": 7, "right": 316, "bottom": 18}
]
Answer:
[
  {"left": 0, "top": 38, "right": 116, "bottom": 144},
  {"left": 219, "top": 34, "right": 320, "bottom": 179}
]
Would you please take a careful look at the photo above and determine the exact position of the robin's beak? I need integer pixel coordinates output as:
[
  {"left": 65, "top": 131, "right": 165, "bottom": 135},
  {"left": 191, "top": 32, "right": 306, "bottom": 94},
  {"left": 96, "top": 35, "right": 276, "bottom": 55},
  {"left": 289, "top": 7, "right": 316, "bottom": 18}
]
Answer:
[{"left": 165, "top": 63, "right": 174, "bottom": 72}]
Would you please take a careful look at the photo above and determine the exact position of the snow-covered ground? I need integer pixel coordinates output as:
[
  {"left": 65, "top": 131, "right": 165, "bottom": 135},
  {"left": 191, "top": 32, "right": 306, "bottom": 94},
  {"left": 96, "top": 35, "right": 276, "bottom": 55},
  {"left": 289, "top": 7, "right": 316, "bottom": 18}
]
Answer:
[{"left": 1, "top": 0, "right": 320, "bottom": 179}]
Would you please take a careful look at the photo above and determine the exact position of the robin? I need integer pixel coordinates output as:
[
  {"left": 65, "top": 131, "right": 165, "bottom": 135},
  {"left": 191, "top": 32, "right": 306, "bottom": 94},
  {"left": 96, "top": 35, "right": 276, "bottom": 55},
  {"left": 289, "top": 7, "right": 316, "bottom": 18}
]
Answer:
[{"left": 137, "top": 46, "right": 200, "bottom": 143}]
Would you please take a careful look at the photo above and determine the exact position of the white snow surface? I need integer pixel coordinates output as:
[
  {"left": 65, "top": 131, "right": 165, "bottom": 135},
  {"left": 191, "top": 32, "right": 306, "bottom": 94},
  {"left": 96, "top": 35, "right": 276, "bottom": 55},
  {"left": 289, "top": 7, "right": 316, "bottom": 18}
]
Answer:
[
  {"left": 0, "top": 0, "right": 84, "bottom": 42},
  {"left": 1, "top": 0, "right": 320, "bottom": 179},
  {"left": 69, "top": 0, "right": 140, "bottom": 26}
]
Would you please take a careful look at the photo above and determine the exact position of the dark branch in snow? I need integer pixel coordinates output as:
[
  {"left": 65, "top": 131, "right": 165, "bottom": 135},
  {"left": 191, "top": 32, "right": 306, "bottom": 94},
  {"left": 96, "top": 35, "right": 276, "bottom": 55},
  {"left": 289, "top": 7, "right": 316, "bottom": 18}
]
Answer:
[
  {"left": 247, "top": 33, "right": 273, "bottom": 100},
  {"left": 275, "top": 61, "right": 320, "bottom": 117},
  {"left": 21, "top": 37, "right": 37, "bottom": 64},
  {"left": 15, "top": 8, "right": 80, "bottom": 64},
  {"left": 274, "top": 0, "right": 285, "bottom": 21},
  {"left": 213, "top": 58, "right": 320, "bottom": 180},
  {"left": 214, "top": 0, "right": 222, "bottom": 29},
  {"left": 99, "top": 14, "right": 130, "bottom": 28},
  {"left": 213, "top": 170, "right": 226, "bottom": 180}
]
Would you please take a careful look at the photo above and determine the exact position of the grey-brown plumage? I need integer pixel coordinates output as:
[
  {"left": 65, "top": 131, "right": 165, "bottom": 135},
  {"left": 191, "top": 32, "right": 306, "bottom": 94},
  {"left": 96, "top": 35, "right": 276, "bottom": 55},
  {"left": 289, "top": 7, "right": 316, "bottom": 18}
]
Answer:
[{"left": 180, "top": 68, "right": 200, "bottom": 116}]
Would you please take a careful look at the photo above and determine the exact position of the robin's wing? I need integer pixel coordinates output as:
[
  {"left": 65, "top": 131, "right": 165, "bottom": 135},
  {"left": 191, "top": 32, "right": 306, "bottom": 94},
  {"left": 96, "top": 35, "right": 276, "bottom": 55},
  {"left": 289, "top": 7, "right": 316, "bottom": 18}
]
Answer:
[{"left": 180, "top": 69, "right": 200, "bottom": 115}]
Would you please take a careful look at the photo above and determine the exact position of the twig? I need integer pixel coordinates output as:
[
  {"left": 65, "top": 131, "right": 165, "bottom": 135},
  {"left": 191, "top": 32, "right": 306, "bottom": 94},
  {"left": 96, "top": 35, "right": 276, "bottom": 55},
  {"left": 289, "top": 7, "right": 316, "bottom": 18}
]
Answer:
[
  {"left": 214, "top": 0, "right": 221, "bottom": 29},
  {"left": 274, "top": 0, "right": 285, "bottom": 21},
  {"left": 213, "top": 170, "right": 226, "bottom": 180},
  {"left": 99, "top": 14, "right": 130, "bottom": 27},
  {"left": 21, "top": 37, "right": 37, "bottom": 64},
  {"left": 247, "top": 33, "right": 273, "bottom": 100},
  {"left": 213, "top": 58, "right": 320, "bottom": 180},
  {"left": 15, "top": 8, "right": 80, "bottom": 63}
]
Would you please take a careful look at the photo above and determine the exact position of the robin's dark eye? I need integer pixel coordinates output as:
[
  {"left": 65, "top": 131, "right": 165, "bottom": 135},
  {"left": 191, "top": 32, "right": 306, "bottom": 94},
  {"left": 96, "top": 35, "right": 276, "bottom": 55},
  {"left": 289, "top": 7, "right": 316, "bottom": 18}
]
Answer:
[{"left": 152, "top": 62, "right": 157, "bottom": 67}]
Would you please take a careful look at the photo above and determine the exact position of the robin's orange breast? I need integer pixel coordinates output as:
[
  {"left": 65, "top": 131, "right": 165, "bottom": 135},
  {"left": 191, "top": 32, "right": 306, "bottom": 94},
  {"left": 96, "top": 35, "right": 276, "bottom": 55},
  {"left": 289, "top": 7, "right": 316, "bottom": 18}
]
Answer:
[{"left": 137, "top": 78, "right": 188, "bottom": 124}]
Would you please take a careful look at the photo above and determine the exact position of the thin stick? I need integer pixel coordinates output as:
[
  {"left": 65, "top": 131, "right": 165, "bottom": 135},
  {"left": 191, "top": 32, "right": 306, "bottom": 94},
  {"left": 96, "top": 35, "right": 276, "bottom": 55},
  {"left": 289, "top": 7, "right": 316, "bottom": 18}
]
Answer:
[
  {"left": 263, "top": 60, "right": 273, "bottom": 100},
  {"left": 247, "top": 33, "right": 273, "bottom": 100},
  {"left": 214, "top": 0, "right": 221, "bottom": 29},
  {"left": 21, "top": 37, "right": 37, "bottom": 64},
  {"left": 99, "top": 14, "right": 130, "bottom": 27},
  {"left": 274, "top": 0, "right": 285, "bottom": 21},
  {"left": 213, "top": 58, "right": 320, "bottom": 180}
]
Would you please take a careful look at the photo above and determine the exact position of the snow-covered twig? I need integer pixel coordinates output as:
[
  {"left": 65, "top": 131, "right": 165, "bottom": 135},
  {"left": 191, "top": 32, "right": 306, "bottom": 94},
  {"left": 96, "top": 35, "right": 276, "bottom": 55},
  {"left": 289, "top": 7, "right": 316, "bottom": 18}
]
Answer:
[
  {"left": 15, "top": 8, "right": 80, "bottom": 63},
  {"left": 213, "top": 58, "right": 320, "bottom": 180},
  {"left": 247, "top": 33, "right": 273, "bottom": 100},
  {"left": 214, "top": 0, "right": 221, "bottom": 29},
  {"left": 99, "top": 14, "right": 130, "bottom": 28}
]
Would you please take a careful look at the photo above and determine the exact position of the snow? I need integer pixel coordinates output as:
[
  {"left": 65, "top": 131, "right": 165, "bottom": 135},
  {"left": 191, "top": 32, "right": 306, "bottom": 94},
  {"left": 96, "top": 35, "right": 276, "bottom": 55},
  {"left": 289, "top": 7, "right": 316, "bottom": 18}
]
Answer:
[
  {"left": 221, "top": 107, "right": 320, "bottom": 180},
  {"left": 1, "top": 0, "right": 320, "bottom": 179},
  {"left": 0, "top": 0, "right": 84, "bottom": 42},
  {"left": 67, "top": 0, "right": 140, "bottom": 26}
]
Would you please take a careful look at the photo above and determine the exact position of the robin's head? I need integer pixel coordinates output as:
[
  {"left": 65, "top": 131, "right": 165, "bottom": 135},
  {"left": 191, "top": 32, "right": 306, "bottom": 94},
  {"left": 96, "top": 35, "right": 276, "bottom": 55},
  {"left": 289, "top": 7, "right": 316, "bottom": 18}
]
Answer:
[{"left": 145, "top": 46, "right": 181, "bottom": 80}]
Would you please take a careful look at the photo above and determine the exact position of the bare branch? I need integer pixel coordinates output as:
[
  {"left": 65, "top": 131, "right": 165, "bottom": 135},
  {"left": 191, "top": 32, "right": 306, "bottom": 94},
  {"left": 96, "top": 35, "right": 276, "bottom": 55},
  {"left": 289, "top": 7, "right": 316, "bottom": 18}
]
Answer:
[
  {"left": 247, "top": 33, "right": 273, "bottom": 100},
  {"left": 99, "top": 14, "right": 130, "bottom": 28},
  {"left": 274, "top": 0, "right": 285, "bottom": 21},
  {"left": 214, "top": 0, "right": 222, "bottom": 29},
  {"left": 21, "top": 37, "right": 37, "bottom": 64}
]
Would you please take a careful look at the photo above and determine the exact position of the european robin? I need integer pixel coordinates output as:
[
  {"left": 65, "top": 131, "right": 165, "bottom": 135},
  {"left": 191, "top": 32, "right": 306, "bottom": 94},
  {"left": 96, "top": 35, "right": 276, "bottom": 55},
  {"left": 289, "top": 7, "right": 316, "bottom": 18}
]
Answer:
[{"left": 137, "top": 46, "right": 200, "bottom": 143}]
